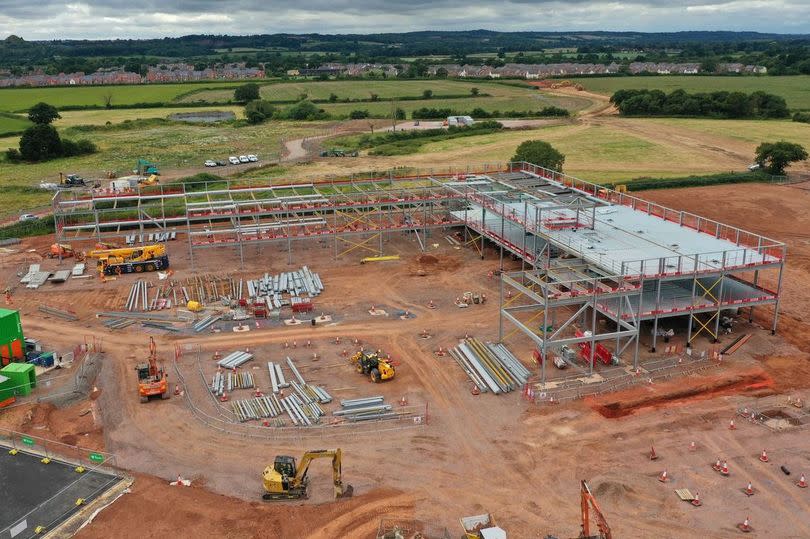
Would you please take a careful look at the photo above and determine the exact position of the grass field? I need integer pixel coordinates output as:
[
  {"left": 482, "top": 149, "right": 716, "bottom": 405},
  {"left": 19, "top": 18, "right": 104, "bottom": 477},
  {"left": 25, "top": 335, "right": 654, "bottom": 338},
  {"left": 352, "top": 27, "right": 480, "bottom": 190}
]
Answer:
[
  {"left": 0, "top": 120, "right": 323, "bottom": 217},
  {"left": 569, "top": 75, "right": 810, "bottom": 110},
  {"left": 180, "top": 80, "right": 539, "bottom": 103},
  {"left": 0, "top": 82, "right": 249, "bottom": 112},
  {"left": 0, "top": 112, "right": 31, "bottom": 136}
]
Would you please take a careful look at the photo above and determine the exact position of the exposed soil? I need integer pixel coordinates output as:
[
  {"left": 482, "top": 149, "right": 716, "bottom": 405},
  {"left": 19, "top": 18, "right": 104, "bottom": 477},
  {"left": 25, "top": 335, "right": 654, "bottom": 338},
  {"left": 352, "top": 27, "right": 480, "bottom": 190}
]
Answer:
[{"left": 3, "top": 181, "right": 810, "bottom": 538}]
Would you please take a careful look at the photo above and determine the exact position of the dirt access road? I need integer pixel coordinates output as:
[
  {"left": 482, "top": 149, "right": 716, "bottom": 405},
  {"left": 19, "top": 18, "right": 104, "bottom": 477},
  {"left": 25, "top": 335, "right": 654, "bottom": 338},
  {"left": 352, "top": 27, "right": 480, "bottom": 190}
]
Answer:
[{"left": 4, "top": 178, "right": 810, "bottom": 539}]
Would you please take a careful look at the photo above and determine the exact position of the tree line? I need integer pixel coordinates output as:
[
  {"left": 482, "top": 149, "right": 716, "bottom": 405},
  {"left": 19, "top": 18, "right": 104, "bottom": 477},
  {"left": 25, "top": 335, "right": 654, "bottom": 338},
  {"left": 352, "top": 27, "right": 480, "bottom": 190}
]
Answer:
[{"left": 610, "top": 89, "right": 789, "bottom": 118}]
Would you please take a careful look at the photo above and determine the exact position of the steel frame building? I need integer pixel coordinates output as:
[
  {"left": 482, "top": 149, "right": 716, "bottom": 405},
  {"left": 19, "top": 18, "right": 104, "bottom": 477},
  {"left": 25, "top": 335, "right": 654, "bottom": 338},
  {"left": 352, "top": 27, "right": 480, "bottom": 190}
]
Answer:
[{"left": 52, "top": 162, "right": 785, "bottom": 380}]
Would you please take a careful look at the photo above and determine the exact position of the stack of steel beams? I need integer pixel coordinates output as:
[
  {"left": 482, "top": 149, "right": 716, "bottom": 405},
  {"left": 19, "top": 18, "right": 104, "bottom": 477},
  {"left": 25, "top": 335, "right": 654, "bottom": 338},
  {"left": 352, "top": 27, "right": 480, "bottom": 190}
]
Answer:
[
  {"left": 449, "top": 338, "right": 530, "bottom": 394},
  {"left": 333, "top": 396, "right": 395, "bottom": 421},
  {"left": 231, "top": 395, "right": 284, "bottom": 422},
  {"left": 217, "top": 351, "right": 253, "bottom": 369}
]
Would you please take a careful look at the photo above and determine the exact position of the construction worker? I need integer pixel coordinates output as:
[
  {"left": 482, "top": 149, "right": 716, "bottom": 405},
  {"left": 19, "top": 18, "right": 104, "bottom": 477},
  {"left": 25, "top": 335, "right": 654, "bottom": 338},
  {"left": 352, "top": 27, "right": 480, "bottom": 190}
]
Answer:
[{"left": 4, "top": 288, "right": 11, "bottom": 305}]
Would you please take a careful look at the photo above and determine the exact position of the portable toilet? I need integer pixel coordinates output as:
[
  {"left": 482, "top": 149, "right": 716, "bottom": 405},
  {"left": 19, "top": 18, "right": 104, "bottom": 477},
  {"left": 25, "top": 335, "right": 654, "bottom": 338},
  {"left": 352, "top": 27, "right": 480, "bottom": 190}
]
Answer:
[
  {"left": 0, "top": 362, "right": 36, "bottom": 396},
  {"left": 0, "top": 308, "right": 24, "bottom": 366}
]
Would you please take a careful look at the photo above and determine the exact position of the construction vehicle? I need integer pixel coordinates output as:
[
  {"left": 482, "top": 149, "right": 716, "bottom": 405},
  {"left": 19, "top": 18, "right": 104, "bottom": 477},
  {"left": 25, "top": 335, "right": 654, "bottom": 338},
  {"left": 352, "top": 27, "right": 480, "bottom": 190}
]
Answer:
[
  {"left": 48, "top": 243, "right": 83, "bottom": 259},
  {"left": 319, "top": 148, "right": 359, "bottom": 158},
  {"left": 135, "top": 337, "right": 169, "bottom": 403},
  {"left": 59, "top": 173, "right": 86, "bottom": 187},
  {"left": 85, "top": 244, "right": 170, "bottom": 276},
  {"left": 350, "top": 350, "right": 395, "bottom": 383},
  {"left": 581, "top": 480, "right": 612, "bottom": 539},
  {"left": 460, "top": 513, "right": 506, "bottom": 539},
  {"left": 135, "top": 159, "right": 160, "bottom": 176},
  {"left": 139, "top": 174, "right": 160, "bottom": 186},
  {"left": 262, "top": 449, "right": 353, "bottom": 500}
]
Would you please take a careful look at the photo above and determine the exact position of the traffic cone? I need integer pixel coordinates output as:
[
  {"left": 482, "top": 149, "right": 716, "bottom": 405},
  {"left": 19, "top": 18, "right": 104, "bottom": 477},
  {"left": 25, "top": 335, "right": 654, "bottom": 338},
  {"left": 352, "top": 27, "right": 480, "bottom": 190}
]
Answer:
[
  {"left": 729, "top": 419, "right": 737, "bottom": 430},
  {"left": 399, "top": 396, "right": 408, "bottom": 406},
  {"left": 219, "top": 392, "right": 228, "bottom": 402},
  {"left": 737, "top": 516, "right": 752, "bottom": 533},
  {"left": 649, "top": 445, "right": 658, "bottom": 461},
  {"left": 797, "top": 474, "right": 808, "bottom": 488},
  {"left": 292, "top": 340, "right": 297, "bottom": 348},
  {"left": 174, "top": 384, "right": 180, "bottom": 396},
  {"left": 712, "top": 458, "right": 722, "bottom": 471},
  {"left": 428, "top": 299, "right": 436, "bottom": 308},
  {"left": 335, "top": 336, "right": 341, "bottom": 345},
  {"left": 255, "top": 321, "right": 260, "bottom": 329},
  {"left": 175, "top": 474, "right": 182, "bottom": 486},
  {"left": 658, "top": 470, "right": 669, "bottom": 483},
  {"left": 370, "top": 305, "right": 376, "bottom": 313},
  {"left": 262, "top": 420, "right": 270, "bottom": 427},
  {"left": 721, "top": 461, "right": 730, "bottom": 476},
  {"left": 549, "top": 396, "right": 557, "bottom": 405},
  {"left": 691, "top": 492, "right": 702, "bottom": 507},
  {"left": 689, "top": 441, "right": 697, "bottom": 452},
  {"left": 306, "top": 340, "right": 311, "bottom": 348},
  {"left": 759, "top": 449, "right": 769, "bottom": 463},
  {"left": 284, "top": 341, "right": 289, "bottom": 349},
  {"left": 213, "top": 350, "right": 221, "bottom": 360},
  {"left": 744, "top": 482, "right": 754, "bottom": 496},
  {"left": 471, "top": 385, "right": 480, "bottom": 395}
]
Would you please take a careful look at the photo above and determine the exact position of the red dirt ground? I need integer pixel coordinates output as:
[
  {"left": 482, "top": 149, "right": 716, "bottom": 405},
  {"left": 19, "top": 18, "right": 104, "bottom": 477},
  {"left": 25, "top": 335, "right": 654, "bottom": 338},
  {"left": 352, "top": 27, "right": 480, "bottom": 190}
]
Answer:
[{"left": 3, "top": 181, "right": 810, "bottom": 538}]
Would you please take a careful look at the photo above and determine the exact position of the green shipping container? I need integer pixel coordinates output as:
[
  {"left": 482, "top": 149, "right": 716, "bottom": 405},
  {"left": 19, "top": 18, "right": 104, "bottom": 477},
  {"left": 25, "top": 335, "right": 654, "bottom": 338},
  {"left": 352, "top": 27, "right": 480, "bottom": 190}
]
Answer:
[
  {"left": 0, "top": 309, "right": 23, "bottom": 347},
  {"left": 0, "top": 374, "right": 15, "bottom": 404}
]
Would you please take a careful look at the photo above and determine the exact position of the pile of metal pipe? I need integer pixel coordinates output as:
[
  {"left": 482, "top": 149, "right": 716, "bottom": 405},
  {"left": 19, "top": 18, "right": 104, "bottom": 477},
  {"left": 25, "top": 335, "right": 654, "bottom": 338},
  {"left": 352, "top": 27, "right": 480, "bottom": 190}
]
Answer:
[
  {"left": 231, "top": 395, "right": 283, "bottom": 422},
  {"left": 285, "top": 358, "right": 332, "bottom": 404},
  {"left": 280, "top": 394, "right": 324, "bottom": 426},
  {"left": 267, "top": 362, "right": 291, "bottom": 394},
  {"left": 217, "top": 350, "right": 253, "bottom": 369},
  {"left": 211, "top": 371, "right": 226, "bottom": 396},
  {"left": 124, "top": 280, "right": 149, "bottom": 312},
  {"left": 245, "top": 266, "right": 324, "bottom": 308},
  {"left": 450, "top": 338, "right": 529, "bottom": 395}
]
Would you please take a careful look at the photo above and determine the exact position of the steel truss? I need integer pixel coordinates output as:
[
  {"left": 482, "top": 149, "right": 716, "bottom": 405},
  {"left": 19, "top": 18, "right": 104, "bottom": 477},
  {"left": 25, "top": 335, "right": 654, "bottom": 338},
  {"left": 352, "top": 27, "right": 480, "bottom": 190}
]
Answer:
[{"left": 499, "top": 263, "right": 642, "bottom": 384}]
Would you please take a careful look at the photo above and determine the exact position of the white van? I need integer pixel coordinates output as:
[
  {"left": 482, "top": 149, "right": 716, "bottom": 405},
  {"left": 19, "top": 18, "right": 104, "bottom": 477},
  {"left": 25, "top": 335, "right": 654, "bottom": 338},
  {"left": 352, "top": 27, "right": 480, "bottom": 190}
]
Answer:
[{"left": 447, "top": 115, "right": 475, "bottom": 126}]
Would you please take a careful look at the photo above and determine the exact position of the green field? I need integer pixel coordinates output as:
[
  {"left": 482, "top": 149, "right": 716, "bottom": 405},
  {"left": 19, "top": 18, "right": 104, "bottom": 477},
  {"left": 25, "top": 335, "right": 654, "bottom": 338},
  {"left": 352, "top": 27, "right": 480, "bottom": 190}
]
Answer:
[
  {"left": 0, "top": 112, "right": 32, "bottom": 136},
  {"left": 569, "top": 75, "right": 810, "bottom": 110},
  {"left": 181, "top": 80, "right": 537, "bottom": 103},
  {"left": 0, "top": 120, "right": 323, "bottom": 217},
  {"left": 0, "top": 81, "right": 250, "bottom": 112}
]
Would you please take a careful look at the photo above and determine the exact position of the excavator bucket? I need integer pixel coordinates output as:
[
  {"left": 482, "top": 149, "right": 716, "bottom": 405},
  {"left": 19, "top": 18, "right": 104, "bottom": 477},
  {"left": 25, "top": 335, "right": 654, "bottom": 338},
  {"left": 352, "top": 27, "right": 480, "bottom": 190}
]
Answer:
[{"left": 337, "top": 484, "right": 354, "bottom": 498}]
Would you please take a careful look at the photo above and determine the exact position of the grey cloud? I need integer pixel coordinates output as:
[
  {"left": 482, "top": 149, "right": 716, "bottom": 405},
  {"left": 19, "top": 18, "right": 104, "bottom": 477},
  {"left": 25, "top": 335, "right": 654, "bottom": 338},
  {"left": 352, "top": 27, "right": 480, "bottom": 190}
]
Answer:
[{"left": 0, "top": 1, "right": 809, "bottom": 39}]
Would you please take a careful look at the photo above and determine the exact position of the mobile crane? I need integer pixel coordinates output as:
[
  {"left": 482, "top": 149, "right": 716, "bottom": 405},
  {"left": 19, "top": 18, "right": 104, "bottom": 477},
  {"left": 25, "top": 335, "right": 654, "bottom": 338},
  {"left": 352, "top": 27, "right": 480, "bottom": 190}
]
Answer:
[
  {"left": 135, "top": 337, "right": 169, "bottom": 403},
  {"left": 85, "top": 244, "right": 170, "bottom": 276},
  {"left": 262, "top": 449, "right": 353, "bottom": 500}
]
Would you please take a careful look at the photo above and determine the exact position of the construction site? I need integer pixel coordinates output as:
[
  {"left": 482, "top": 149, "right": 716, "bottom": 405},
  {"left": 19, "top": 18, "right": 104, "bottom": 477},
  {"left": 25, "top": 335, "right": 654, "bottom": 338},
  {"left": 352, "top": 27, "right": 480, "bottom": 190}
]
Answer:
[{"left": 1, "top": 161, "right": 808, "bottom": 539}]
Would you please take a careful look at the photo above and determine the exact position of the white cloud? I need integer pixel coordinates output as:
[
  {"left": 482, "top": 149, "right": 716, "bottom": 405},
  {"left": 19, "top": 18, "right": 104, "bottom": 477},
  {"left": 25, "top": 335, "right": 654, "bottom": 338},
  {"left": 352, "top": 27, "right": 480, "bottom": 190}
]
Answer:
[{"left": 0, "top": 0, "right": 808, "bottom": 39}]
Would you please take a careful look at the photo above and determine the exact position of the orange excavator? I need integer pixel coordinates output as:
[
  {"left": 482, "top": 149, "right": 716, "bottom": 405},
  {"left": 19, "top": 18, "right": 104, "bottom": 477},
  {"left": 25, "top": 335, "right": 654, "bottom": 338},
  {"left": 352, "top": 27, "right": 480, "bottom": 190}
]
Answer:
[
  {"left": 581, "top": 480, "right": 612, "bottom": 539},
  {"left": 135, "top": 337, "right": 169, "bottom": 403}
]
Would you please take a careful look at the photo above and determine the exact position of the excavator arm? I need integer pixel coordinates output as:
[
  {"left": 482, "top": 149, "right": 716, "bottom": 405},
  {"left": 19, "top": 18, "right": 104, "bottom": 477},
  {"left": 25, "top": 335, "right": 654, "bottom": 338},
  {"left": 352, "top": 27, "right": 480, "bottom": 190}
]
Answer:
[
  {"left": 581, "top": 480, "right": 611, "bottom": 539},
  {"left": 294, "top": 449, "right": 352, "bottom": 498}
]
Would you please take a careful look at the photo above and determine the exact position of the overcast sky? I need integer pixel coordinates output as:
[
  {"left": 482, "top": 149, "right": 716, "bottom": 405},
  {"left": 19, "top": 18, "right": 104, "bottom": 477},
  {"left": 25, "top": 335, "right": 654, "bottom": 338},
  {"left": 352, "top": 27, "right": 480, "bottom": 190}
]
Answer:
[{"left": 1, "top": 1, "right": 809, "bottom": 40}]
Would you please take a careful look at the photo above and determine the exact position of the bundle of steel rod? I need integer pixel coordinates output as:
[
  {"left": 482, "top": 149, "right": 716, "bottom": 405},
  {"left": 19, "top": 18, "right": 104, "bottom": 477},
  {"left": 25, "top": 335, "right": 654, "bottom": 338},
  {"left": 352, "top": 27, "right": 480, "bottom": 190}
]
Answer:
[
  {"left": 285, "top": 357, "right": 332, "bottom": 404},
  {"left": 192, "top": 314, "right": 221, "bottom": 332},
  {"left": 245, "top": 266, "right": 324, "bottom": 310},
  {"left": 227, "top": 371, "right": 254, "bottom": 390},
  {"left": 449, "top": 338, "right": 530, "bottom": 395},
  {"left": 231, "top": 395, "right": 284, "bottom": 422},
  {"left": 332, "top": 396, "right": 395, "bottom": 421},
  {"left": 280, "top": 393, "right": 324, "bottom": 426},
  {"left": 217, "top": 351, "right": 253, "bottom": 369}
]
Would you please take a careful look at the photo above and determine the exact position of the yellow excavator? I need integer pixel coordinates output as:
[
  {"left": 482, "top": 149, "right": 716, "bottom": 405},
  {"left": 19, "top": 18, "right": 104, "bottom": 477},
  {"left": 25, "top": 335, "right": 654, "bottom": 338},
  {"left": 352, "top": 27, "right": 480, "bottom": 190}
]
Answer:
[
  {"left": 262, "top": 449, "right": 353, "bottom": 501},
  {"left": 85, "top": 244, "right": 170, "bottom": 276},
  {"left": 350, "top": 350, "right": 395, "bottom": 383}
]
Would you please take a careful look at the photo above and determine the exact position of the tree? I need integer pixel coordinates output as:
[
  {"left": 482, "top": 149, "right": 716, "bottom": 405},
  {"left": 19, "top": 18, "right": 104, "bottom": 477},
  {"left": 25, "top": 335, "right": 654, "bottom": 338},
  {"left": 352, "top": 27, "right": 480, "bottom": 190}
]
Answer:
[
  {"left": 245, "top": 100, "right": 277, "bottom": 124},
  {"left": 422, "top": 89, "right": 433, "bottom": 99},
  {"left": 19, "top": 124, "right": 63, "bottom": 161},
  {"left": 755, "top": 141, "right": 808, "bottom": 175},
  {"left": 27, "top": 102, "right": 60, "bottom": 125},
  {"left": 328, "top": 93, "right": 338, "bottom": 103},
  {"left": 394, "top": 108, "right": 406, "bottom": 120},
  {"left": 369, "top": 93, "right": 379, "bottom": 102},
  {"left": 102, "top": 91, "right": 113, "bottom": 109},
  {"left": 470, "top": 87, "right": 480, "bottom": 96},
  {"left": 511, "top": 140, "right": 565, "bottom": 172},
  {"left": 349, "top": 110, "right": 369, "bottom": 119},
  {"left": 435, "top": 67, "right": 448, "bottom": 78},
  {"left": 234, "top": 83, "right": 260, "bottom": 103}
]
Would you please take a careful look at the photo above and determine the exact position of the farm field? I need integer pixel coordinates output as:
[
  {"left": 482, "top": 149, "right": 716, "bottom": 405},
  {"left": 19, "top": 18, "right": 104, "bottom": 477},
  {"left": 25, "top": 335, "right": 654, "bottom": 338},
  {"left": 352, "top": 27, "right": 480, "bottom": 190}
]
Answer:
[
  {"left": 0, "top": 81, "right": 250, "bottom": 112},
  {"left": 274, "top": 117, "right": 810, "bottom": 184},
  {"left": 0, "top": 120, "right": 324, "bottom": 216},
  {"left": 0, "top": 112, "right": 31, "bottom": 135},
  {"left": 181, "top": 80, "right": 534, "bottom": 102},
  {"left": 569, "top": 75, "right": 810, "bottom": 110}
]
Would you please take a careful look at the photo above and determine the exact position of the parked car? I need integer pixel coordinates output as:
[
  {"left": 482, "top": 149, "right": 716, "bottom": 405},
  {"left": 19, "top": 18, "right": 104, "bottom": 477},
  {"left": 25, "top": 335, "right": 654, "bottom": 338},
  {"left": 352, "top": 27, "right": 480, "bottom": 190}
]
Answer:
[
  {"left": 204, "top": 159, "right": 217, "bottom": 167},
  {"left": 238, "top": 155, "right": 250, "bottom": 163},
  {"left": 247, "top": 154, "right": 259, "bottom": 162},
  {"left": 229, "top": 156, "right": 240, "bottom": 165},
  {"left": 748, "top": 163, "right": 761, "bottom": 171},
  {"left": 19, "top": 214, "right": 39, "bottom": 222},
  {"left": 215, "top": 160, "right": 227, "bottom": 166}
]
